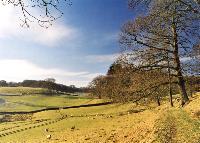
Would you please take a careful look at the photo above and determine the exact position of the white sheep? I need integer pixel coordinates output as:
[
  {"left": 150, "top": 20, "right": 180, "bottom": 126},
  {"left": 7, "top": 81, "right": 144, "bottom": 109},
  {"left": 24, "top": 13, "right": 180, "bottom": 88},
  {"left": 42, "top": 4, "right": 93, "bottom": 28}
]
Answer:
[
  {"left": 45, "top": 128, "right": 49, "bottom": 132},
  {"left": 46, "top": 134, "right": 51, "bottom": 140}
]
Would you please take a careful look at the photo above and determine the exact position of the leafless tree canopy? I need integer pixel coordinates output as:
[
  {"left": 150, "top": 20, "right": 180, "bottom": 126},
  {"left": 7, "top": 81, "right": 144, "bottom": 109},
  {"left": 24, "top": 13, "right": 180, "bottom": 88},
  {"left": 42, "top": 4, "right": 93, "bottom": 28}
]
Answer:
[
  {"left": 1, "top": 0, "right": 72, "bottom": 27},
  {"left": 119, "top": 0, "right": 200, "bottom": 105},
  {"left": 129, "top": 0, "right": 200, "bottom": 13},
  {"left": 89, "top": 0, "right": 200, "bottom": 106}
]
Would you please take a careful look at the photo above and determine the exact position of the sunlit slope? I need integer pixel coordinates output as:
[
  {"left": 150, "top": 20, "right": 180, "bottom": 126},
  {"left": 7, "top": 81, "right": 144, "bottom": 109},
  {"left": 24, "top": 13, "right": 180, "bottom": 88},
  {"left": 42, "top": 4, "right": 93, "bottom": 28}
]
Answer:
[{"left": 0, "top": 93, "right": 199, "bottom": 143}]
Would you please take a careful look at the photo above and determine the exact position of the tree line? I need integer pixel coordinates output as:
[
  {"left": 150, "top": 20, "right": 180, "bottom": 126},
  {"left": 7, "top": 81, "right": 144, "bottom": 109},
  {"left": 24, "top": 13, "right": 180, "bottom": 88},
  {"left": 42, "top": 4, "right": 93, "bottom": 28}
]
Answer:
[
  {"left": 89, "top": 62, "right": 199, "bottom": 106},
  {"left": 0, "top": 79, "right": 83, "bottom": 93}
]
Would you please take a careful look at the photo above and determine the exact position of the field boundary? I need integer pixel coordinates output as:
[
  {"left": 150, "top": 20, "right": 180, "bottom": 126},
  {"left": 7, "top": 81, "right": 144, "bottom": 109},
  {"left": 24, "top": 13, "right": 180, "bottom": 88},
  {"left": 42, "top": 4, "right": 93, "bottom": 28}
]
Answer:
[{"left": 0, "top": 102, "right": 112, "bottom": 115}]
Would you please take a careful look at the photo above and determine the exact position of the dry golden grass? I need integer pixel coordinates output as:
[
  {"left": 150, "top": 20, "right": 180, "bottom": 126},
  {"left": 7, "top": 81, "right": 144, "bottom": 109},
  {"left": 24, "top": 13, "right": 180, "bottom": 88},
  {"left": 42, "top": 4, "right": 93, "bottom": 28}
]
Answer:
[{"left": 0, "top": 93, "right": 199, "bottom": 143}]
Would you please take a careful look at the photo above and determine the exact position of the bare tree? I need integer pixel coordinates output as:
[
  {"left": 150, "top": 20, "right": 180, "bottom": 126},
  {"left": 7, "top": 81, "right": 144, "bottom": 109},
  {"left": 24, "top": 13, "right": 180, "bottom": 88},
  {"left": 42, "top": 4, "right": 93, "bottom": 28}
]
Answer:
[
  {"left": 1, "top": 0, "right": 72, "bottom": 27},
  {"left": 90, "top": 60, "right": 174, "bottom": 106},
  {"left": 120, "top": 0, "right": 200, "bottom": 106},
  {"left": 190, "top": 43, "right": 200, "bottom": 75},
  {"left": 128, "top": 0, "right": 200, "bottom": 14},
  {"left": 89, "top": 75, "right": 107, "bottom": 99}
]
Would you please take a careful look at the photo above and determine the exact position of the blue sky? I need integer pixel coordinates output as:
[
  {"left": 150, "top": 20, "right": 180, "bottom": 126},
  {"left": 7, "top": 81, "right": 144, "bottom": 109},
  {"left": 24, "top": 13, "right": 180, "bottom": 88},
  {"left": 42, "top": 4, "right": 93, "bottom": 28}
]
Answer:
[{"left": 0, "top": 0, "right": 134, "bottom": 87}]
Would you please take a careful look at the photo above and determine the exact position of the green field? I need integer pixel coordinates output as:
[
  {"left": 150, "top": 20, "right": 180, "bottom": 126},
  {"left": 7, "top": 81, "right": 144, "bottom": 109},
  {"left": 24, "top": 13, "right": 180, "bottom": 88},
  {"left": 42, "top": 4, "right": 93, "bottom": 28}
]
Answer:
[
  {"left": 0, "top": 87, "right": 102, "bottom": 112},
  {"left": 0, "top": 87, "right": 199, "bottom": 143},
  {"left": 0, "top": 95, "right": 103, "bottom": 112},
  {"left": 0, "top": 87, "right": 49, "bottom": 95}
]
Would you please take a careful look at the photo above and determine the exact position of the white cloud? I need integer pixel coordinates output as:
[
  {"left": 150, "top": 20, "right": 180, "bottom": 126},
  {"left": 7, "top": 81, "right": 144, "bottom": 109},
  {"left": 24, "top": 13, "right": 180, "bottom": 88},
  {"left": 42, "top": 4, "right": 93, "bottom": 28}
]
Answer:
[
  {"left": 0, "top": 59, "right": 87, "bottom": 80},
  {"left": 80, "top": 73, "right": 104, "bottom": 79},
  {"left": 19, "top": 23, "right": 77, "bottom": 47},
  {"left": 0, "top": 5, "right": 18, "bottom": 39},
  {"left": 0, "top": 4, "right": 77, "bottom": 47},
  {"left": 86, "top": 53, "right": 120, "bottom": 63},
  {"left": 0, "top": 59, "right": 102, "bottom": 87}
]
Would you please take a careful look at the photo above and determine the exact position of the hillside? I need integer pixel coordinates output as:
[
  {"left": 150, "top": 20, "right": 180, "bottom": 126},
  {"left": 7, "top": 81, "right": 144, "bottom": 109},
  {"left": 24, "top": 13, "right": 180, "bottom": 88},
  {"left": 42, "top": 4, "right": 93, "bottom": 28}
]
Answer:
[{"left": 0, "top": 93, "right": 199, "bottom": 143}]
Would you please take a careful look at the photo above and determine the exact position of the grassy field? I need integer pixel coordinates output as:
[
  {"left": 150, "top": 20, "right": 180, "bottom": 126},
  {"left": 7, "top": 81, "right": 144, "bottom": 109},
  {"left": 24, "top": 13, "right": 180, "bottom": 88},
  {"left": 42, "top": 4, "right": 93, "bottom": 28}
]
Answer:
[
  {"left": 0, "top": 87, "right": 49, "bottom": 95},
  {"left": 0, "top": 87, "right": 101, "bottom": 112},
  {"left": 0, "top": 88, "right": 199, "bottom": 143},
  {"left": 0, "top": 95, "right": 102, "bottom": 112}
]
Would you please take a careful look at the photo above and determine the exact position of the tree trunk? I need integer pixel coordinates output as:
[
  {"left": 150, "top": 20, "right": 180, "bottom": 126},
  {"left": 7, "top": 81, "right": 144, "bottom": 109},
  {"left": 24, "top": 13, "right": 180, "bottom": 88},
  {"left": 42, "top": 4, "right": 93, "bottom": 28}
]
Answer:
[
  {"left": 189, "top": 82, "right": 193, "bottom": 97},
  {"left": 177, "top": 75, "right": 189, "bottom": 106},
  {"left": 172, "top": 19, "right": 189, "bottom": 106},
  {"left": 156, "top": 95, "right": 161, "bottom": 106},
  {"left": 167, "top": 52, "right": 174, "bottom": 107},
  {"left": 169, "top": 85, "right": 173, "bottom": 107}
]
